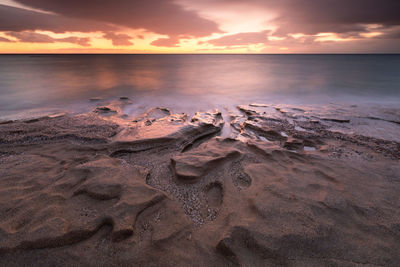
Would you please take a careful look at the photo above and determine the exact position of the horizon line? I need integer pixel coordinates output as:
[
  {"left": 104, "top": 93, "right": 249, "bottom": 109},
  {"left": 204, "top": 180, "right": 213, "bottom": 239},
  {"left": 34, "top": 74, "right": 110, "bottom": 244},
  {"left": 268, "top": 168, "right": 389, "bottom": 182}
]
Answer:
[{"left": 1, "top": 53, "right": 400, "bottom": 55}]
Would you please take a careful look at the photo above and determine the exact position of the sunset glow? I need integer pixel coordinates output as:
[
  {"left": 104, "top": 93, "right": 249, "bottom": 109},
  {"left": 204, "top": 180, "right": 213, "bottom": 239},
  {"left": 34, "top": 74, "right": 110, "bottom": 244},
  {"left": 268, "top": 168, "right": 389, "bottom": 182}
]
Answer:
[{"left": 1, "top": 0, "right": 399, "bottom": 53}]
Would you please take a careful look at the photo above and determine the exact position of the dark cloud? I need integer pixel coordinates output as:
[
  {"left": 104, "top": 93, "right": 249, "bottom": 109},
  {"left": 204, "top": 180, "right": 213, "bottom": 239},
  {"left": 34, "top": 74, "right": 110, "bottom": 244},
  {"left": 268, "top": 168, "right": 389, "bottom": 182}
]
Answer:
[
  {"left": 6, "top": 31, "right": 91, "bottom": 46},
  {"left": 376, "top": 26, "right": 400, "bottom": 39},
  {"left": 103, "top": 32, "right": 133, "bottom": 46},
  {"left": 270, "top": 0, "right": 400, "bottom": 35},
  {"left": 383, "top": 31, "right": 400, "bottom": 39},
  {"left": 6, "top": 31, "right": 54, "bottom": 43},
  {"left": 0, "top": 4, "right": 114, "bottom": 33},
  {"left": 272, "top": 0, "right": 400, "bottom": 28},
  {"left": 207, "top": 31, "right": 269, "bottom": 47},
  {"left": 188, "top": 0, "right": 400, "bottom": 35},
  {"left": 14, "top": 0, "right": 222, "bottom": 37}
]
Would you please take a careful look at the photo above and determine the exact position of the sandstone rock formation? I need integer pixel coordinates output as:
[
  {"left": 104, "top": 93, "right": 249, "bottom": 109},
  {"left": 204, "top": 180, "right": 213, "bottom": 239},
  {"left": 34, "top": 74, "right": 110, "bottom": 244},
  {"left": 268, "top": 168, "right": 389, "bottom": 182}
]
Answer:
[{"left": 0, "top": 102, "right": 399, "bottom": 266}]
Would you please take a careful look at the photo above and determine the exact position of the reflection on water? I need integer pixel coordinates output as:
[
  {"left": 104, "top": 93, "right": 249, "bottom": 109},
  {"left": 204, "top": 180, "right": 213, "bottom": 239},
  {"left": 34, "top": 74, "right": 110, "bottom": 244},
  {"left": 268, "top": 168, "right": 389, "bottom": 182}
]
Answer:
[{"left": 0, "top": 54, "right": 399, "bottom": 118}]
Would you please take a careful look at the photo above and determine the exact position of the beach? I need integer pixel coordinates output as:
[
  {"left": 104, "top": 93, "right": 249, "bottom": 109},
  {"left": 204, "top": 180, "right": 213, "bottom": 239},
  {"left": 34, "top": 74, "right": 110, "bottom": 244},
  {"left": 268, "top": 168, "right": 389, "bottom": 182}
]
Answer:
[
  {"left": 0, "top": 97, "right": 399, "bottom": 266},
  {"left": 2, "top": 0, "right": 400, "bottom": 264}
]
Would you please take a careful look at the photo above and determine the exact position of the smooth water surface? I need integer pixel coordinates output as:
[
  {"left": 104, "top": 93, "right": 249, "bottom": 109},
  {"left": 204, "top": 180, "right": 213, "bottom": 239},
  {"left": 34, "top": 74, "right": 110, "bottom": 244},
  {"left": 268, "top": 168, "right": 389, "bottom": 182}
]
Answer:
[{"left": 1, "top": 54, "right": 399, "bottom": 118}]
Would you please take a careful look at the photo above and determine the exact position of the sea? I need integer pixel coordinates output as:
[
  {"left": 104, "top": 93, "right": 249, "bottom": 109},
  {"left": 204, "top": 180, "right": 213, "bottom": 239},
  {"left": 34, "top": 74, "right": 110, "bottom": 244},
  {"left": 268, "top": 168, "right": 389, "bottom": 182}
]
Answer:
[{"left": 0, "top": 54, "right": 399, "bottom": 119}]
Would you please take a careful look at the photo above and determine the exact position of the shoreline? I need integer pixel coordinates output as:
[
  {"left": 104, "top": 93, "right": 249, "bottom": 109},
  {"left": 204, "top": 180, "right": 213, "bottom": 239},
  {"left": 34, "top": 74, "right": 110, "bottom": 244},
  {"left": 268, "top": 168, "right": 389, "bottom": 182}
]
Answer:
[{"left": 0, "top": 99, "right": 399, "bottom": 265}]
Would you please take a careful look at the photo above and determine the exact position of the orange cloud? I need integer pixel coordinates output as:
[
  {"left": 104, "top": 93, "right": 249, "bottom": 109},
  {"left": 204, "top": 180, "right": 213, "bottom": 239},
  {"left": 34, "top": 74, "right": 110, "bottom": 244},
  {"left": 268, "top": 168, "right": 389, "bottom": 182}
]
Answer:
[
  {"left": 6, "top": 31, "right": 91, "bottom": 46},
  {"left": 103, "top": 32, "right": 133, "bottom": 46},
  {"left": 0, "top": 36, "right": 13, "bottom": 42},
  {"left": 151, "top": 36, "right": 180, "bottom": 47},
  {"left": 207, "top": 31, "right": 270, "bottom": 47}
]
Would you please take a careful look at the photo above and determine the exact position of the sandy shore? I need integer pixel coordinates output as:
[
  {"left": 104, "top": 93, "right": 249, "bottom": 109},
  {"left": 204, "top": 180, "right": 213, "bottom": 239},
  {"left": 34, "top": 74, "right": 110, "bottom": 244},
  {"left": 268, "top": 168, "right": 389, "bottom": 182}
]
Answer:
[{"left": 0, "top": 99, "right": 399, "bottom": 266}]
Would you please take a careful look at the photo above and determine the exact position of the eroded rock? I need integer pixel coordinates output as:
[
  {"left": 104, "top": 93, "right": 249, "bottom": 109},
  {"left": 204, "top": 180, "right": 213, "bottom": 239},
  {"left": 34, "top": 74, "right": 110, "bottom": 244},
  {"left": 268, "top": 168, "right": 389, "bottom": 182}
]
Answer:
[
  {"left": 243, "top": 120, "right": 287, "bottom": 142},
  {"left": 172, "top": 138, "right": 240, "bottom": 183},
  {"left": 1, "top": 103, "right": 400, "bottom": 266},
  {"left": 0, "top": 154, "right": 188, "bottom": 250},
  {"left": 112, "top": 110, "right": 224, "bottom": 154}
]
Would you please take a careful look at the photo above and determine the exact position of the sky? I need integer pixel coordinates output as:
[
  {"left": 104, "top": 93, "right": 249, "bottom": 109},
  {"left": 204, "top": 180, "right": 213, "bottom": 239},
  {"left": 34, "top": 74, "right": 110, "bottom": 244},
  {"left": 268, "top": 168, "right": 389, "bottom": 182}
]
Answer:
[{"left": 0, "top": 0, "right": 400, "bottom": 53}]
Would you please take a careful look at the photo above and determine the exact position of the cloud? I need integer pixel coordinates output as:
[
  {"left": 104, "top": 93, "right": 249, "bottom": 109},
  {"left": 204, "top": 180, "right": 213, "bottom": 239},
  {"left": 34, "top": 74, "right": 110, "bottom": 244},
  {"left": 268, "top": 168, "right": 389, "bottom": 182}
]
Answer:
[
  {"left": 375, "top": 26, "right": 400, "bottom": 39},
  {"left": 150, "top": 36, "right": 180, "bottom": 47},
  {"left": 6, "top": 31, "right": 54, "bottom": 43},
  {"left": 2, "top": 0, "right": 400, "bottom": 52},
  {"left": 275, "top": 0, "right": 400, "bottom": 30},
  {"left": 0, "top": 4, "right": 114, "bottom": 33},
  {"left": 58, "top": 36, "right": 91, "bottom": 46},
  {"left": 179, "top": 0, "right": 400, "bottom": 35},
  {"left": 0, "top": 36, "right": 13, "bottom": 42},
  {"left": 14, "top": 0, "right": 222, "bottom": 37},
  {"left": 6, "top": 31, "right": 91, "bottom": 46},
  {"left": 103, "top": 32, "right": 133, "bottom": 46},
  {"left": 180, "top": 0, "right": 400, "bottom": 51},
  {"left": 207, "top": 30, "right": 270, "bottom": 47}
]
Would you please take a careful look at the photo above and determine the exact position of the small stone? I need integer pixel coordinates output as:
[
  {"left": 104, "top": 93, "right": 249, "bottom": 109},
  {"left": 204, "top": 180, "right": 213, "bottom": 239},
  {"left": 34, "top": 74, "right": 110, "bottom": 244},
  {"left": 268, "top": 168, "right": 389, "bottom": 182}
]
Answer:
[
  {"left": 284, "top": 138, "right": 304, "bottom": 150},
  {"left": 94, "top": 106, "right": 117, "bottom": 114}
]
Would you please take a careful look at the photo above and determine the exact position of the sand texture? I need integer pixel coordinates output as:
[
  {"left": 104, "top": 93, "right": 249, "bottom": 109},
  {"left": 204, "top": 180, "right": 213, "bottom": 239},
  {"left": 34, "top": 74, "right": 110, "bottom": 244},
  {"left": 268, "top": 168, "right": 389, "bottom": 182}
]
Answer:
[{"left": 0, "top": 100, "right": 399, "bottom": 266}]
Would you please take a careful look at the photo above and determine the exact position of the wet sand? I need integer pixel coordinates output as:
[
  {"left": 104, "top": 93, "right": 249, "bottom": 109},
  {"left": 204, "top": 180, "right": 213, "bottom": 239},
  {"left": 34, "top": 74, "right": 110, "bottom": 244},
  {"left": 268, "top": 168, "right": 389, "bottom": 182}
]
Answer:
[{"left": 0, "top": 99, "right": 399, "bottom": 266}]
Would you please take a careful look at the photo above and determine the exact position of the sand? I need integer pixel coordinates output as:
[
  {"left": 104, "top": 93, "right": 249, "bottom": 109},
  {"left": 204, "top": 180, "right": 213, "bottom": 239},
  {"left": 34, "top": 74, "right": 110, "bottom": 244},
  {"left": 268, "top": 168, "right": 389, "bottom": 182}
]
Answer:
[{"left": 0, "top": 99, "right": 399, "bottom": 266}]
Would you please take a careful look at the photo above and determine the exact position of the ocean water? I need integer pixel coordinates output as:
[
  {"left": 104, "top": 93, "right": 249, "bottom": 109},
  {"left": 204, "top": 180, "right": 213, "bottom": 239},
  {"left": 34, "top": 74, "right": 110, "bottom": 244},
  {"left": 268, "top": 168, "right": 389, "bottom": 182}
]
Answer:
[{"left": 0, "top": 54, "right": 399, "bottom": 119}]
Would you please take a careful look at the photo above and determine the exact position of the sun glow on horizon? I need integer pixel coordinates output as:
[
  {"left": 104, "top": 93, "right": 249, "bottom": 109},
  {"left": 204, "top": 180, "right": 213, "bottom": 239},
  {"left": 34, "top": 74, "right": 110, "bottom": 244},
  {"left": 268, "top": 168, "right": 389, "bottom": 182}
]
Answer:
[{"left": 0, "top": 1, "right": 397, "bottom": 53}]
